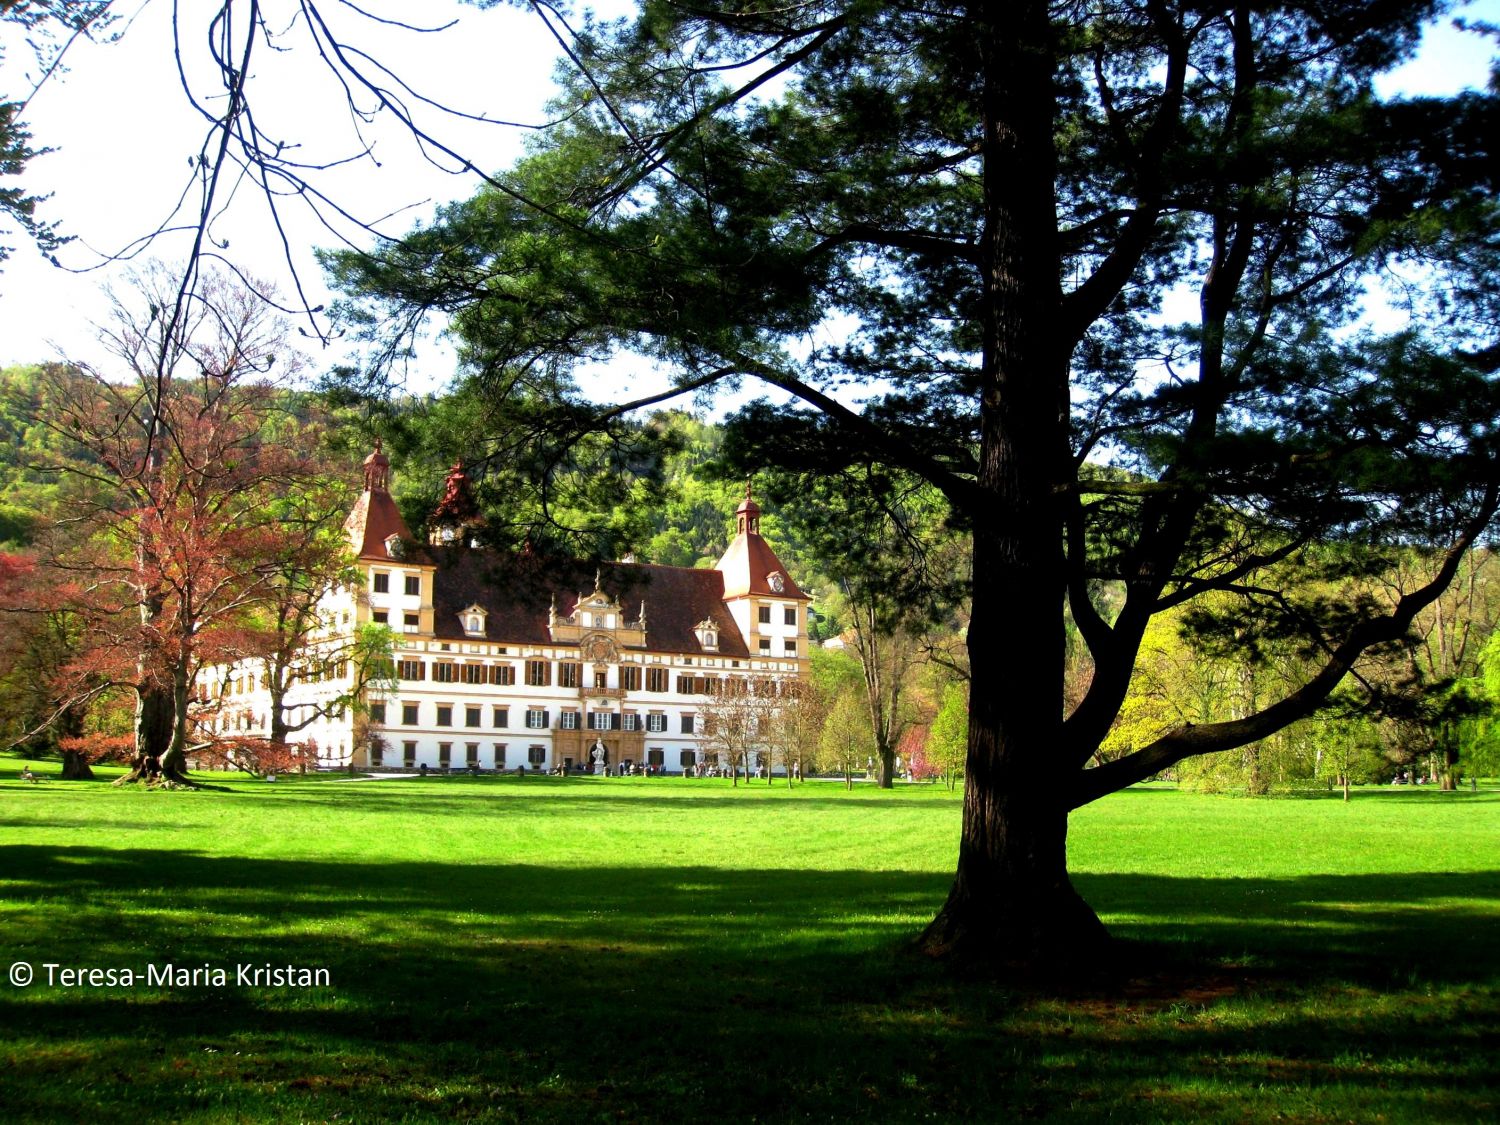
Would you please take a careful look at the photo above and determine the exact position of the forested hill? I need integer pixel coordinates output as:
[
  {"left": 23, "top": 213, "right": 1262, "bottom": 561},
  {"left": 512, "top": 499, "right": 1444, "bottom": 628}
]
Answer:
[
  {"left": 0, "top": 364, "right": 80, "bottom": 547},
  {"left": 355, "top": 401, "right": 833, "bottom": 621},
  {"left": 0, "top": 367, "right": 831, "bottom": 622}
]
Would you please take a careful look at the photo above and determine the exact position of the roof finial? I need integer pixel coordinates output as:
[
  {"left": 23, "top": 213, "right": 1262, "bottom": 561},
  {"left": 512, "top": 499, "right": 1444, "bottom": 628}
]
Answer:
[{"left": 594, "top": 566, "right": 603, "bottom": 594}]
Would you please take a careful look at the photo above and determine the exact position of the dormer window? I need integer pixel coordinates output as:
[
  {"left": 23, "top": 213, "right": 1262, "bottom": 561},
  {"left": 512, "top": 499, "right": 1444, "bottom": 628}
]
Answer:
[
  {"left": 461, "top": 604, "right": 488, "bottom": 637},
  {"left": 693, "top": 618, "right": 720, "bottom": 652}
]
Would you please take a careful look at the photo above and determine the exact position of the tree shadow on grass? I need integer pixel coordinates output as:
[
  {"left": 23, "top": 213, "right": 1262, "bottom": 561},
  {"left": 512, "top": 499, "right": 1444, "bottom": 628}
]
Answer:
[
  {"left": 176, "top": 779, "right": 965, "bottom": 816},
  {"left": 1, "top": 847, "right": 1497, "bottom": 1123},
  {"left": 1075, "top": 870, "right": 1500, "bottom": 984}
]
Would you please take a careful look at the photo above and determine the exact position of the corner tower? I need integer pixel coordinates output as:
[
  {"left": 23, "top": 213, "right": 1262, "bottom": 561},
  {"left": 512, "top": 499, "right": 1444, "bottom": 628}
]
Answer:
[
  {"left": 713, "top": 484, "right": 810, "bottom": 662},
  {"left": 344, "top": 441, "right": 436, "bottom": 635}
]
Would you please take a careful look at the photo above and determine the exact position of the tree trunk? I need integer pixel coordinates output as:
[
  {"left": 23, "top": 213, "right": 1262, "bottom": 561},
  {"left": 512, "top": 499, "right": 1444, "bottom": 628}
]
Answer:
[
  {"left": 60, "top": 751, "right": 96, "bottom": 781},
  {"left": 919, "top": 787, "right": 1108, "bottom": 965},
  {"left": 118, "top": 682, "right": 175, "bottom": 784},
  {"left": 1246, "top": 743, "right": 1269, "bottom": 796},
  {"left": 917, "top": 522, "right": 1105, "bottom": 963},
  {"left": 119, "top": 580, "right": 189, "bottom": 784},
  {"left": 270, "top": 675, "right": 290, "bottom": 749},
  {"left": 1440, "top": 744, "right": 1459, "bottom": 790},
  {"left": 919, "top": 3, "right": 1103, "bottom": 966},
  {"left": 56, "top": 707, "right": 95, "bottom": 780},
  {"left": 155, "top": 660, "right": 194, "bottom": 780},
  {"left": 875, "top": 739, "right": 897, "bottom": 789}
]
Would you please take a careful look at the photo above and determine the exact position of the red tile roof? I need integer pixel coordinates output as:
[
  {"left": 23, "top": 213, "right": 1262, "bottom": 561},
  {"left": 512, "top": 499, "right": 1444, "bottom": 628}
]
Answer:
[
  {"left": 344, "top": 489, "right": 431, "bottom": 565},
  {"left": 715, "top": 531, "right": 809, "bottom": 600}
]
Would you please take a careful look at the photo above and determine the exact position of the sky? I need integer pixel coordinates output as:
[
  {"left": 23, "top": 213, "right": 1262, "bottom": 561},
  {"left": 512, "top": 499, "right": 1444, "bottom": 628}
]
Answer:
[
  {"left": 0, "top": 0, "right": 565, "bottom": 381},
  {"left": 1, "top": 0, "right": 1497, "bottom": 404}
]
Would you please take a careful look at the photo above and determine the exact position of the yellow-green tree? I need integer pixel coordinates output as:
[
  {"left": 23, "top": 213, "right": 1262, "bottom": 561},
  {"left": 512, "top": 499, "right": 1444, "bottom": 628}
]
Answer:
[{"left": 926, "top": 682, "right": 968, "bottom": 790}]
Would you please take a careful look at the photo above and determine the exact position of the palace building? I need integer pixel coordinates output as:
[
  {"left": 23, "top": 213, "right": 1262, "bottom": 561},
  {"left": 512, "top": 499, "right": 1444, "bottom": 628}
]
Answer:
[{"left": 199, "top": 445, "right": 810, "bottom": 774}]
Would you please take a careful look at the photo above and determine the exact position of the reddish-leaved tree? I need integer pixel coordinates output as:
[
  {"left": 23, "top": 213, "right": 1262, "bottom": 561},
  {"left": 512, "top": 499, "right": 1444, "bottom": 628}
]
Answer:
[{"left": 25, "top": 268, "right": 342, "bottom": 784}]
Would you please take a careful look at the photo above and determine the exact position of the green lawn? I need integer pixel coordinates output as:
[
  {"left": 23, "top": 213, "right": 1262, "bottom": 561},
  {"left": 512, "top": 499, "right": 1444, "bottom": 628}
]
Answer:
[{"left": 1, "top": 765, "right": 1496, "bottom": 1122}]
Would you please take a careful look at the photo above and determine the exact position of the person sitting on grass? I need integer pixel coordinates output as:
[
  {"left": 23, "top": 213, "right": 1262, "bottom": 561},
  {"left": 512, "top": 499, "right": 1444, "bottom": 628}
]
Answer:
[{"left": 20, "top": 765, "right": 38, "bottom": 784}]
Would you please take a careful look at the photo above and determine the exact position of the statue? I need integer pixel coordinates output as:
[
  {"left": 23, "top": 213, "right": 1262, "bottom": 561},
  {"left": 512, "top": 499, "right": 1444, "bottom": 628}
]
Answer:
[{"left": 591, "top": 739, "right": 606, "bottom": 775}]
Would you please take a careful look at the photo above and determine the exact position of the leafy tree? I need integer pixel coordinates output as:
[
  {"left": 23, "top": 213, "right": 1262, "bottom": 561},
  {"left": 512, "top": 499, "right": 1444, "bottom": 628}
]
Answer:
[
  {"left": 1314, "top": 712, "right": 1389, "bottom": 799},
  {"left": 0, "top": 554, "right": 97, "bottom": 776},
  {"left": 816, "top": 687, "right": 872, "bottom": 790},
  {"left": 900, "top": 726, "right": 940, "bottom": 783},
  {"left": 233, "top": 484, "right": 397, "bottom": 757},
  {"left": 749, "top": 467, "right": 965, "bottom": 788},
  {"left": 764, "top": 678, "right": 826, "bottom": 786},
  {"left": 332, "top": 2, "right": 1500, "bottom": 964},
  {"left": 698, "top": 676, "right": 767, "bottom": 786},
  {"left": 926, "top": 682, "right": 969, "bottom": 791},
  {"left": 0, "top": 363, "right": 100, "bottom": 546},
  {"left": 1467, "top": 631, "right": 1500, "bottom": 779},
  {"left": 1365, "top": 549, "right": 1500, "bottom": 788},
  {"left": 18, "top": 269, "right": 337, "bottom": 783},
  {"left": 190, "top": 735, "right": 315, "bottom": 779}
]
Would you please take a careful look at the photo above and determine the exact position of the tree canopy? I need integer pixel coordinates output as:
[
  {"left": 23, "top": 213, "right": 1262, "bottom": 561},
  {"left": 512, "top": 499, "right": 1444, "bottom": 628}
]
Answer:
[{"left": 329, "top": 1, "right": 1500, "bottom": 964}]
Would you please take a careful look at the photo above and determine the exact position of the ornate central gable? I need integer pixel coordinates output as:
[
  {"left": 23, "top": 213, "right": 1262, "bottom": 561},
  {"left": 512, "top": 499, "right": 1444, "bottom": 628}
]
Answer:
[{"left": 546, "top": 571, "right": 647, "bottom": 651}]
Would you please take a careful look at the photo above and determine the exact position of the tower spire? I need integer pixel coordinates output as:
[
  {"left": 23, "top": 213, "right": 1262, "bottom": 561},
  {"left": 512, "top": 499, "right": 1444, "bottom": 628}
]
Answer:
[
  {"left": 429, "top": 459, "right": 485, "bottom": 545},
  {"left": 362, "top": 439, "right": 390, "bottom": 493},
  {"left": 735, "top": 479, "right": 761, "bottom": 535}
]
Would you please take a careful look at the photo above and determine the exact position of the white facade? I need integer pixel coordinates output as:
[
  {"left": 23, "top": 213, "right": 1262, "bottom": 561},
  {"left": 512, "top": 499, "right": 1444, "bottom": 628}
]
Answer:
[{"left": 196, "top": 459, "right": 810, "bottom": 774}]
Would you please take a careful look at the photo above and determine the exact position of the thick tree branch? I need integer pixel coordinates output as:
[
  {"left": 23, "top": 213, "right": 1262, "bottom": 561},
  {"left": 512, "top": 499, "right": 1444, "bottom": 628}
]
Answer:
[
  {"left": 810, "top": 222, "right": 980, "bottom": 265},
  {"left": 735, "top": 354, "right": 982, "bottom": 515},
  {"left": 1055, "top": 5, "right": 1187, "bottom": 345},
  {"left": 1065, "top": 475, "right": 1500, "bottom": 809}
]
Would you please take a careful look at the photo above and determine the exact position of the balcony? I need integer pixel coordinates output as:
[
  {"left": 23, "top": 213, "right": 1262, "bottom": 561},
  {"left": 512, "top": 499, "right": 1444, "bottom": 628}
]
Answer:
[{"left": 579, "top": 685, "right": 625, "bottom": 700}]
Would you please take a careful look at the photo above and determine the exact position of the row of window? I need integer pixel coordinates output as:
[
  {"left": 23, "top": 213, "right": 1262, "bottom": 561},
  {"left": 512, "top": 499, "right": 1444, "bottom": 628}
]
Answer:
[
  {"left": 372, "top": 742, "right": 546, "bottom": 768},
  {"left": 390, "top": 659, "right": 800, "bottom": 688},
  {"left": 373, "top": 610, "right": 421, "bottom": 630},
  {"left": 370, "top": 701, "right": 693, "bottom": 733},
  {"left": 372, "top": 573, "right": 423, "bottom": 597},
  {"left": 208, "top": 658, "right": 352, "bottom": 700},
  {"left": 369, "top": 743, "right": 709, "bottom": 770},
  {"left": 383, "top": 622, "right": 806, "bottom": 659},
  {"left": 758, "top": 605, "right": 798, "bottom": 626}
]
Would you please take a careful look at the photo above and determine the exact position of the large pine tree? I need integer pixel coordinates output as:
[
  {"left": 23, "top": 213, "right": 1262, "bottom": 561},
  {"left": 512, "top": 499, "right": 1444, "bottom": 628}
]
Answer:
[{"left": 331, "top": 1, "right": 1500, "bottom": 965}]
